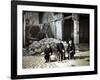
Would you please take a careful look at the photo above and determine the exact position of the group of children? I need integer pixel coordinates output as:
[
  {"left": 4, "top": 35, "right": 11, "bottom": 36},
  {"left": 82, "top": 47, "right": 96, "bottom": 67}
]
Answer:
[{"left": 44, "top": 39, "right": 76, "bottom": 63}]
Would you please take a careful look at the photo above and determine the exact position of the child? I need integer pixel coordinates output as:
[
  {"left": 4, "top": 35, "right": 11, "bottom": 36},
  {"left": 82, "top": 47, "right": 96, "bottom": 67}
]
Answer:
[{"left": 67, "top": 40, "right": 75, "bottom": 59}]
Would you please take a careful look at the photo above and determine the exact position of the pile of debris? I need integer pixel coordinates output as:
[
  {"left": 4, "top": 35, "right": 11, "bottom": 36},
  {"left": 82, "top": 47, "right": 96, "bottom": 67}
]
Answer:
[{"left": 23, "top": 38, "right": 68, "bottom": 55}]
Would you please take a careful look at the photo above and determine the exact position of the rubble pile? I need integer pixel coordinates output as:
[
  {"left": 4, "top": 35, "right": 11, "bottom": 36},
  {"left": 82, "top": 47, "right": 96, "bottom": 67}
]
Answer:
[{"left": 23, "top": 38, "right": 68, "bottom": 55}]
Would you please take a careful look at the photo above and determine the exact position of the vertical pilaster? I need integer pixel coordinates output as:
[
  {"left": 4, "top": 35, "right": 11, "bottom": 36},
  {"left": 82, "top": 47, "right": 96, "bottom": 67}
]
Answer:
[
  {"left": 72, "top": 14, "right": 79, "bottom": 50},
  {"left": 55, "top": 13, "right": 63, "bottom": 40}
]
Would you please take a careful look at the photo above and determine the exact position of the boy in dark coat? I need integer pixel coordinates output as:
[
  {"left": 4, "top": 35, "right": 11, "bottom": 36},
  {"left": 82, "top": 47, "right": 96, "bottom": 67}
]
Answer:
[
  {"left": 57, "top": 41, "right": 65, "bottom": 61},
  {"left": 44, "top": 44, "right": 52, "bottom": 63},
  {"left": 67, "top": 40, "right": 75, "bottom": 59}
]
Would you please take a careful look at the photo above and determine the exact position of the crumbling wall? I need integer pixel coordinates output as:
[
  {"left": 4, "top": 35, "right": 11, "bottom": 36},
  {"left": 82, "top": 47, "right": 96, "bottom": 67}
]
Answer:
[
  {"left": 24, "top": 12, "right": 39, "bottom": 25},
  {"left": 41, "top": 12, "right": 63, "bottom": 40}
]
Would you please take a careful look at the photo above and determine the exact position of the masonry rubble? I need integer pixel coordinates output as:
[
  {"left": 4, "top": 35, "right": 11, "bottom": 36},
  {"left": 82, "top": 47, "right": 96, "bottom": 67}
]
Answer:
[{"left": 23, "top": 38, "right": 68, "bottom": 55}]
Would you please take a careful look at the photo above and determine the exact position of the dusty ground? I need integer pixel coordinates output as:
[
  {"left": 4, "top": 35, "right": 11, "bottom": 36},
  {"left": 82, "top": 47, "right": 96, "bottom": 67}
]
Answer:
[{"left": 22, "top": 51, "right": 89, "bottom": 69}]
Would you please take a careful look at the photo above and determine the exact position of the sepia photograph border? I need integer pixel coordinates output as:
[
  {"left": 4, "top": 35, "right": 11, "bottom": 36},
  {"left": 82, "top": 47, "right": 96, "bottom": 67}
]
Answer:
[{"left": 11, "top": 0, "right": 97, "bottom": 79}]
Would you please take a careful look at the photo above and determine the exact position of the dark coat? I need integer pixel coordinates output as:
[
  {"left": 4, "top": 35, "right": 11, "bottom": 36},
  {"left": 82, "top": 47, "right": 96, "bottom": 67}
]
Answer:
[
  {"left": 57, "top": 43, "right": 65, "bottom": 53},
  {"left": 67, "top": 43, "right": 75, "bottom": 55},
  {"left": 57, "top": 42, "right": 65, "bottom": 60},
  {"left": 44, "top": 47, "right": 52, "bottom": 61},
  {"left": 45, "top": 47, "right": 52, "bottom": 56}
]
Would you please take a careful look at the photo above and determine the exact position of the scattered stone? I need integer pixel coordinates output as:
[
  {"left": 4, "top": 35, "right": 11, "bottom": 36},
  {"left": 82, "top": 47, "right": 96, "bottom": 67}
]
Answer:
[{"left": 24, "top": 38, "right": 68, "bottom": 55}]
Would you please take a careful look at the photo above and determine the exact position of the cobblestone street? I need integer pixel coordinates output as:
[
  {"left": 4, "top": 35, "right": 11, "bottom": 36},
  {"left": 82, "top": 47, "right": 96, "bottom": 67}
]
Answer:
[{"left": 23, "top": 51, "right": 89, "bottom": 69}]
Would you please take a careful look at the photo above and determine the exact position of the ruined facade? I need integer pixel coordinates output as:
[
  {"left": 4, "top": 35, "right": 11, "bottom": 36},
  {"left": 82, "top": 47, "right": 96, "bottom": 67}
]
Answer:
[{"left": 23, "top": 11, "right": 89, "bottom": 50}]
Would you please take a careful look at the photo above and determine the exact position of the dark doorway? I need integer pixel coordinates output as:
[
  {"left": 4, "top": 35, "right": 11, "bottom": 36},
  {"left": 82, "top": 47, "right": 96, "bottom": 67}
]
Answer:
[
  {"left": 79, "top": 14, "right": 89, "bottom": 44},
  {"left": 63, "top": 18, "right": 73, "bottom": 43}
]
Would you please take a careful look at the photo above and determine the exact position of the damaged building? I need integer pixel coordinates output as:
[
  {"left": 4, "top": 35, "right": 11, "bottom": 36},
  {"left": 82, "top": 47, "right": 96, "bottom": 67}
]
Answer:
[{"left": 23, "top": 11, "right": 89, "bottom": 51}]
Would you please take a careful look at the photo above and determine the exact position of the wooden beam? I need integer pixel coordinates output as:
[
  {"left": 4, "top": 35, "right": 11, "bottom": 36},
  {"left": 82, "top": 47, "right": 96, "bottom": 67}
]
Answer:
[
  {"left": 64, "top": 15, "right": 72, "bottom": 20},
  {"left": 50, "top": 15, "right": 72, "bottom": 22}
]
